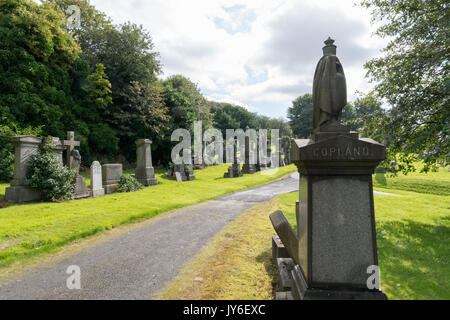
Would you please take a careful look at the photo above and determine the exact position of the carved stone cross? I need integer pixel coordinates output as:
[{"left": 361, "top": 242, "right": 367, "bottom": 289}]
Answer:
[{"left": 62, "top": 131, "right": 80, "bottom": 169}]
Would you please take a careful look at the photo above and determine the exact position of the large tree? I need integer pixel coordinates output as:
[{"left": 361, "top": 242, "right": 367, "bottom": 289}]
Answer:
[
  {"left": 0, "top": 0, "right": 80, "bottom": 136},
  {"left": 360, "top": 0, "right": 449, "bottom": 171},
  {"left": 287, "top": 94, "right": 314, "bottom": 138}
]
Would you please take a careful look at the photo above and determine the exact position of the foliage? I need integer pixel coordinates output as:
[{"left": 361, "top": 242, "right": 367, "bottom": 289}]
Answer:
[
  {"left": 210, "top": 102, "right": 259, "bottom": 135},
  {"left": 287, "top": 94, "right": 313, "bottom": 138},
  {"left": 360, "top": 0, "right": 449, "bottom": 172},
  {"left": 26, "top": 140, "right": 75, "bottom": 201},
  {"left": 116, "top": 174, "right": 143, "bottom": 193},
  {"left": 0, "top": 0, "right": 80, "bottom": 137}
]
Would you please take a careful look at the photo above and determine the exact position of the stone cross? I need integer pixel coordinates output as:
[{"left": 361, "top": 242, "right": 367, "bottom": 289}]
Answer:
[{"left": 62, "top": 131, "right": 80, "bottom": 169}]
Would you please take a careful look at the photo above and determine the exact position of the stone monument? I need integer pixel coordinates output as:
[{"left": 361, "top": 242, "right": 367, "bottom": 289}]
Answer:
[
  {"left": 4, "top": 136, "right": 42, "bottom": 203},
  {"left": 167, "top": 163, "right": 195, "bottom": 182},
  {"left": 270, "top": 38, "right": 387, "bottom": 300},
  {"left": 242, "top": 126, "right": 258, "bottom": 174},
  {"left": 70, "top": 148, "right": 90, "bottom": 199},
  {"left": 90, "top": 161, "right": 105, "bottom": 197},
  {"left": 135, "top": 139, "right": 158, "bottom": 186},
  {"left": 224, "top": 139, "right": 243, "bottom": 178},
  {"left": 102, "top": 164, "right": 123, "bottom": 194}
]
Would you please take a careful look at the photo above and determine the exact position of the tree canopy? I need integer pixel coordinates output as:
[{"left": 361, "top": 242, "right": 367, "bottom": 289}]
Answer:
[{"left": 360, "top": 0, "right": 449, "bottom": 171}]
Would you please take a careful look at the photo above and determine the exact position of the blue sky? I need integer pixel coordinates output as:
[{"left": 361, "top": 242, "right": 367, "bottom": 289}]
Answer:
[{"left": 91, "top": 0, "right": 387, "bottom": 119}]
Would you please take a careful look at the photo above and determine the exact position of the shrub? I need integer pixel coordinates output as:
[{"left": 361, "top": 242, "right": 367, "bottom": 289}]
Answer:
[
  {"left": 117, "top": 174, "right": 143, "bottom": 193},
  {"left": 26, "top": 141, "right": 75, "bottom": 201}
]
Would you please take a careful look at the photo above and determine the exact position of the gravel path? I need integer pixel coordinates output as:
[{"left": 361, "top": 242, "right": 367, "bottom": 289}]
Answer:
[{"left": 0, "top": 173, "right": 299, "bottom": 300}]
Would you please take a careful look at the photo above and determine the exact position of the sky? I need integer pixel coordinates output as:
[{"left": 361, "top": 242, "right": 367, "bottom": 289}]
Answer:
[{"left": 90, "top": 0, "right": 387, "bottom": 119}]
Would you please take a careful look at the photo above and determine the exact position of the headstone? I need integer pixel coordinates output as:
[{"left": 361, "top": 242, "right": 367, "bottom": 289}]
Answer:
[
  {"left": 270, "top": 38, "right": 387, "bottom": 300},
  {"left": 43, "top": 136, "right": 65, "bottom": 165},
  {"left": 90, "top": 161, "right": 104, "bottom": 197},
  {"left": 5, "top": 135, "right": 42, "bottom": 203},
  {"left": 135, "top": 139, "right": 158, "bottom": 186},
  {"left": 167, "top": 163, "right": 195, "bottom": 182},
  {"left": 174, "top": 172, "right": 183, "bottom": 182},
  {"left": 102, "top": 164, "right": 123, "bottom": 194},
  {"left": 224, "top": 139, "right": 242, "bottom": 178},
  {"left": 71, "top": 148, "right": 89, "bottom": 199},
  {"left": 242, "top": 127, "right": 258, "bottom": 174}
]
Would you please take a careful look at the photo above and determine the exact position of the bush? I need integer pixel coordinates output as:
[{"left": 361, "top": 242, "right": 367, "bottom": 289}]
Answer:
[
  {"left": 26, "top": 143, "right": 75, "bottom": 202},
  {"left": 117, "top": 174, "right": 143, "bottom": 193}
]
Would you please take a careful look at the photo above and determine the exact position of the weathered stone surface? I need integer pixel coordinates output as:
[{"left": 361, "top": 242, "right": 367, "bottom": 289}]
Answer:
[
  {"left": 272, "top": 235, "right": 289, "bottom": 260},
  {"left": 90, "top": 161, "right": 104, "bottom": 198},
  {"left": 102, "top": 164, "right": 123, "bottom": 194},
  {"left": 276, "top": 258, "right": 295, "bottom": 291},
  {"left": 73, "top": 174, "right": 90, "bottom": 199},
  {"left": 135, "top": 139, "right": 158, "bottom": 186},
  {"left": 311, "top": 175, "right": 376, "bottom": 287},
  {"left": 5, "top": 135, "right": 42, "bottom": 203}
]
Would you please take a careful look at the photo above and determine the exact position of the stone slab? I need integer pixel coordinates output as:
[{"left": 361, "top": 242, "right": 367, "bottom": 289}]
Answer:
[
  {"left": 272, "top": 235, "right": 289, "bottom": 260},
  {"left": 276, "top": 258, "right": 295, "bottom": 292},
  {"left": 5, "top": 186, "right": 42, "bottom": 203}
]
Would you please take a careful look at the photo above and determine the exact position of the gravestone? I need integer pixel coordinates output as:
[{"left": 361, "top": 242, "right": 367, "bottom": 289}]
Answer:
[
  {"left": 224, "top": 139, "right": 242, "bottom": 178},
  {"left": 135, "top": 139, "right": 158, "bottom": 186},
  {"left": 90, "top": 161, "right": 105, "bottom": 197},
  {"left": 270, "top": 38, "right": 387, "bottom": 300},
  {"left": 62, "top": 132, "right": 89, "bottom": 199},
  {"left": 242, "top": 127, "right": 258, "bottom": 174},
  {"left": 62, "top": 131, "right": 80, "bottom": 169},
  {"left": 102, "top": 164, "right": 123, "bottom": 194},
  {"left": 5, "top": 136, "right": 42, "bottom": 203},
  {"left": 167, "top": 163, "right": 195, "bottom": 182}
]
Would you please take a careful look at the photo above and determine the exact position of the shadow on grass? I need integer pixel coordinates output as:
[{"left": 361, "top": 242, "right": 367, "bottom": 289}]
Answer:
[
  {"left": 377, "top": 219, "right": 450, "bottom": 299},
  {"left": 256, "top": 247, "right": 278, "bottom": 299}
]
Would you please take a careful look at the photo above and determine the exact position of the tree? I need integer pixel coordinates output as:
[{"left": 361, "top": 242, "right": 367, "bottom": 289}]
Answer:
[
  {"left": 360, "top": 0, "right": 449, "bottom": 171},
  {"left": 0, "top": 0, "right": 80, "bottom": 137},
  {"left": 210, "top": 102, "right": 259, "bottom": 135},
  {"left": 287, "top": 94, "right": 313, "bottom": 138}
]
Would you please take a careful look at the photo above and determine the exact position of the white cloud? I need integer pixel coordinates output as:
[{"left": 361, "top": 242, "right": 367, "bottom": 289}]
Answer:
[{"left": 91, "top": 0, "right": 387, "bottom": 119}]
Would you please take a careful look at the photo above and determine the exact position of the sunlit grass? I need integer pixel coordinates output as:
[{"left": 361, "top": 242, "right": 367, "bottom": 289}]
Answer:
[{"left": 0, "top": 165, "right": 296, "bottom": 269}]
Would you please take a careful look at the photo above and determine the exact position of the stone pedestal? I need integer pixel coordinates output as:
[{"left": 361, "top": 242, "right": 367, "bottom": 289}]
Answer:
[
  {"left": 5, "top": 136, "right": 42, "bottom": 203},
  {"left": 102, "top": 164, "right": 123, "bottom": 194},
  {"left": 271, "top": 130, "right": 388, "bottom": 300},
  {"left": 224, "top": 163, "right": 242, "bottom": 178},
  {"left": 135, "top": 139, "right": 158, "bottom": 186}
]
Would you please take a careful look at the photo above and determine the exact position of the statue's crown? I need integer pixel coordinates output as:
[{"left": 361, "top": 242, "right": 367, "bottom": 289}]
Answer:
[{"left": 323, "top": 37, "right": 337, "bottom": 56}]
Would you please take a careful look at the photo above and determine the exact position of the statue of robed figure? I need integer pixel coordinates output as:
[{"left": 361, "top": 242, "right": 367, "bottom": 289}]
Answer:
[{"left": 312, "top": 37, "right": 347, "bottom": 131}]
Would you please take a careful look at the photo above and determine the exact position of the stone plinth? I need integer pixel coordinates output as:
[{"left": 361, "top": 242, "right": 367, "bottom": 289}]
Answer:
[
  {"left": 135, "top": 139, "right": 158, "bottom": 186},
  {"left": 224, "top": 163, "right": 242, "bottom": 178},
  {"left": 5, "top": 136, "right": 42, "bottom": 203},
  {"left": 290, "top": 131, "right": 387, "bottom": 298},
  {"left": 271, "top": 130, "right": 387, "bottom": 300},
  {"left": 167, "top": 164, "right": 195, "bottom": 182},
  {"left": 242, "top": 135, "right": 257, "bottom": 174},
  {"left": 102, "top": 164, "right": 123, "bottom": 194}
]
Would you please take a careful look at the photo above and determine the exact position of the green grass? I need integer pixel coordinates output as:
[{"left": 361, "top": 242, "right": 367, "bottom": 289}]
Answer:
[
  {"left": 0, "top": 164, "right": 296, "bottom": 269},
  {"left": 279, "top": 169, "right": 450, "bottom": 300},
  {"left": 373, "top": 166, "right": 449, "bottom": 196}
]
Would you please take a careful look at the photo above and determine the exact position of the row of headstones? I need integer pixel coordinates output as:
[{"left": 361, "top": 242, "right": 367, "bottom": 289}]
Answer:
[
  {"left": 224, "top": 137, "right": 290, "bottom": 178},
  {"left": 4, "top": 133, "right": 158, "bottom": 203}
]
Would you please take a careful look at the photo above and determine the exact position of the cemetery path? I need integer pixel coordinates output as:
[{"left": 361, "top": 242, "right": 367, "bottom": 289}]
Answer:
[{"left": 0, "top": 172, "right": 299, "bottom": 300}]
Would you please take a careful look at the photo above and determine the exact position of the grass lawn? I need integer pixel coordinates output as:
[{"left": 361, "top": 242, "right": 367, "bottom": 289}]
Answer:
[
  {"left": 0, "top": 164, "right": 296, "bottom": 270},
  {"left": 161, "top": 167, "right": 449, "bottom": 300}
]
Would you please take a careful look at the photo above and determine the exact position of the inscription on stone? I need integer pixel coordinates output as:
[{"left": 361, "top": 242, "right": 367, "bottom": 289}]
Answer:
[{"left": 313, "top": 145, "right": 370, "bottom": 159}]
